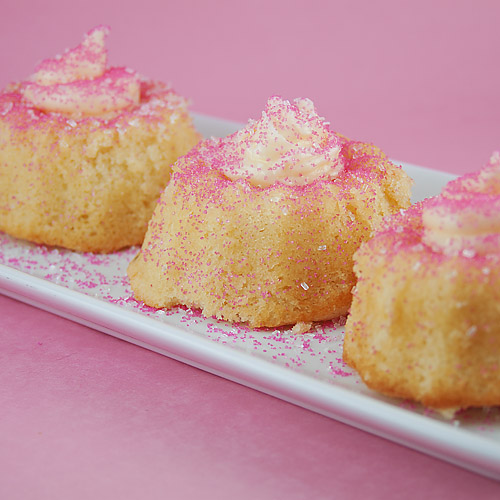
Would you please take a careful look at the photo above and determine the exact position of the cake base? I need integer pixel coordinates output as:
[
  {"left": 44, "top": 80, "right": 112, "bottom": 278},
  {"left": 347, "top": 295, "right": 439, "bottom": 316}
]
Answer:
[
  {"left": 0, "top": 82, "right": 200, "bottom": 253},
  {"left": 343, "top": 204, "right": 500, "bottom": 410},
  {"left": 128, "top": 138, "right": 412, "bottom": 328}
]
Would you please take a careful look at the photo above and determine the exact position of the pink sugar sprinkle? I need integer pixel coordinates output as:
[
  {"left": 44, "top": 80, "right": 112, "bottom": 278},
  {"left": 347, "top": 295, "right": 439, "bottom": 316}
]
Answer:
[{"left": 329, "top": 362, "right": 352, "bottom": 378}]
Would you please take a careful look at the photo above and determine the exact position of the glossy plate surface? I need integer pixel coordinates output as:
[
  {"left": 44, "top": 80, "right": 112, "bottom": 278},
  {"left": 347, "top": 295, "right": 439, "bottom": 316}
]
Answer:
[{"left": 1, "top": 114, "right": 499, "bottom": 480}]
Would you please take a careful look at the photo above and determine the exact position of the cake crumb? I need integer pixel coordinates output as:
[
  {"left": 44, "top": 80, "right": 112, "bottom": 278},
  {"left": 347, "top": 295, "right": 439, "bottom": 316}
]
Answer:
[{"left": 292, "top": 322, "right": 313, "bottom": 334}]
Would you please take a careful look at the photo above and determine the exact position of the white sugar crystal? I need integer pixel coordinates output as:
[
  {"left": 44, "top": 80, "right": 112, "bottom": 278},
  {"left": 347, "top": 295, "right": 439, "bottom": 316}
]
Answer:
[
  {"left": 462, "top": 248, "right": 476, "bottom": 259},
  {"left": 466, "top": 325, "right": 477, "bottom": 337},
  {"left": 1, "top": 102, "right": 13, "bottom": 115}
]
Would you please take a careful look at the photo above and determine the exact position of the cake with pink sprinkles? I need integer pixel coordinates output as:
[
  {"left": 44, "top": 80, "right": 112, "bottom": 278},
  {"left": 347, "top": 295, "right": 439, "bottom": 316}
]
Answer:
[
  {"left": 0, "top": 26, "right": 200, "bottom": 253},
  {"left": 128, "top": 96, "right": 412, "bottom": 329},
  {"left": 344, "top": 152, "right": 500, "bottom": 413}
]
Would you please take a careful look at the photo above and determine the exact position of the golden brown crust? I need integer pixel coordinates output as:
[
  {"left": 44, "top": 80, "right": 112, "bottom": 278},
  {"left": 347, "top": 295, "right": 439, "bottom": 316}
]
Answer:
[
  {"left": 128, "top": 138, "right": 412, "bottom": 328},
  {"left": 343, "top": 204, "right": 500, "bottom": 410},
  {"left": 0, "top": 85, "right": 200, "bottom": 253}
]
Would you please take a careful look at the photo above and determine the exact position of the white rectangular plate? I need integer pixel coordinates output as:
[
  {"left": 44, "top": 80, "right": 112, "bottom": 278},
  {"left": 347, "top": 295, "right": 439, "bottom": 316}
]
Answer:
[{"left": 1, "top": 114, "right": 499, "bottom": 480}]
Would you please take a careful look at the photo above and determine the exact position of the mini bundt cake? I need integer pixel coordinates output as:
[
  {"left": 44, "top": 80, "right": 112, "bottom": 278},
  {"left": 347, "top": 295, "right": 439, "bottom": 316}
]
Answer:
[
  {"left": 0, "top": 26, "right": 200, "bottom": 253},
  {"left": 344, "top": 152, "right": 500, "bottom": 412},
  {"left": 128, "top": 96, "right": 412, "bottom": 328}
]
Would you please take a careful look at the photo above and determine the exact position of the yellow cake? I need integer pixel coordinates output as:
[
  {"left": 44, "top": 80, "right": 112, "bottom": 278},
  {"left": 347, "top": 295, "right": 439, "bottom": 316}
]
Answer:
[
  {"left": 344, "top": 153, "right": 500, "bottom": 412},
  {"left": 0, "top": 26, "right": 200, "bottom": 253},
  {"left": 128, "top": 96, "right": 412, "bottom": 329}
]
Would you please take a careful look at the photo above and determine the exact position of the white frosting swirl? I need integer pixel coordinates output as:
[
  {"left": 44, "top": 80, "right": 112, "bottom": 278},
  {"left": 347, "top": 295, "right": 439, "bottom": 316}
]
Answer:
[
  {"left": 22, "top": 26, "right": 140, "bottom": 116},
  {"left": 221, "top": 96, "right": 344, "bottom": 187},
  {"left": 422, "top": 152, "right": 500, "bottom": 256}
]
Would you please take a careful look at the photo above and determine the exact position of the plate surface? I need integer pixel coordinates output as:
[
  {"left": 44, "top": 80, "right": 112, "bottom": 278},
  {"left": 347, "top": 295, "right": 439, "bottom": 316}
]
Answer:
[{"left": 1, "top": 114, "right": 499, "bottom": 480}]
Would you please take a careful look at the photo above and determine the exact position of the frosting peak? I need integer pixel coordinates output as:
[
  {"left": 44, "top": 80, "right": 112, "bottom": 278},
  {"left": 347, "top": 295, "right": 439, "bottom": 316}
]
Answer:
[
  {"left": 33, "top": 26, "right": 109, "bottom": 85},
  {"left": 221, "top": 96, "right": 344, "bottom": 187},
  {"left": 423, "top": 152, "right": 500, "bottom": 256},
  {"left": 22, "top": 26, "right": 140, "bottom": 116}
]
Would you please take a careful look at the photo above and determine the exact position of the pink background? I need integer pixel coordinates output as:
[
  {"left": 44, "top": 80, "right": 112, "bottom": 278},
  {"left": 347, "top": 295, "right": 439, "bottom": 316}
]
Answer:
[
  {"left": 1, "top": 0, "right": 500, "bottom": 498},
  {"left": 1, "top": 0, "right": 499, "bottom": 174}
]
